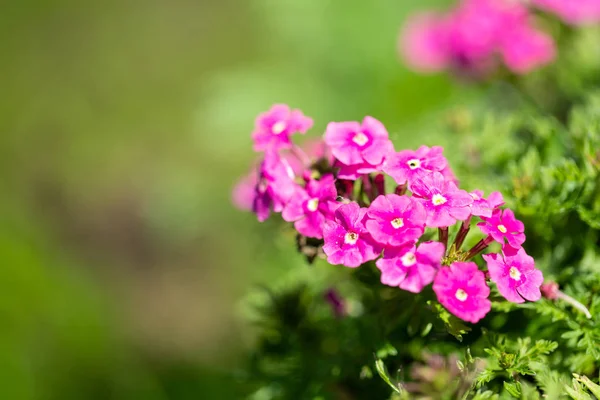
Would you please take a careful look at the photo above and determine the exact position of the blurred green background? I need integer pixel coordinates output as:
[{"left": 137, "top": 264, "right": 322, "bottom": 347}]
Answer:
[{"left": 0, "top": 0, "right": 482, "bottom": 398}]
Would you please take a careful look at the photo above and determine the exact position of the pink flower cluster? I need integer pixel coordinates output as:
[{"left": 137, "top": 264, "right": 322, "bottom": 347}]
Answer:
[
  {"left": 400, "top": 0, "right": 556, "bottom": 75},
  {"left": 532, "top": 0, "right": 600, "bottom": 25},
  {"left": 234, "top": 104, "right": 544, "bottom": 324}
]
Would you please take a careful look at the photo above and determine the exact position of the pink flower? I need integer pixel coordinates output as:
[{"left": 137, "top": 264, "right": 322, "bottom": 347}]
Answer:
[
  {"left": 477, "top": 208, "right": 525, "bottom": 248},
  {"left": 433, "top": 261, "right": 491, "bottom": 323},
  {"left": 302, "top": 138, "right": 334, "bottom": 164},
  {"left": 383, "top": 145, "right": 448, "bottom": 186},
  {"left": 335, "top": 160, "right": 379, "bottom": 180},
  {"left": 469, "top": 190, "right": 504, "bottom": 218},
  {"left": 252, "top": 104, "right": 313, "bottom": 152},
  {"left": 532, "top": 0, "right": 600, "bottom": 25},
  {"left": 483, "top": 246, "right": 543, "bottom": 303},
  {"left": 487, "top": 191, "right": 505, "bottom": 209},
  {"left": 253, "top": 151, "right": 300, "bottom": 222},
  {"left": 540, "top": 281, "right": 559, "bottom": 300},
  {"left": 282, "top": 174, "right": 338, "bottom": 239},
  {"left": 322, "top": 202, "right": 381, "bottom": 268},
  {"left": 400, "top": 0, "right": 556, "bottom": 76},
  {"left": 365, "top": 194, "right": 426, "bottom": 246},
  {"left": 440, "top": 164, "right": 459, "bottom": 186},
  {"left": 499, "top": 27, "right": 555, "bottom": 74},
  {"left": 376, "top": 241, "right": 445, "bottom": 293},
  {"left": 232, "top": 169, "right": 258, "bottom": 212},
  {"left": 324, "top": 116, "right": 394, "bottom": 167},
  {"left": 400, "top": 12, "right": 452, "bottom": 72},
  {"left": 410, "top": 172, "right": 473, "bottom": 228}
]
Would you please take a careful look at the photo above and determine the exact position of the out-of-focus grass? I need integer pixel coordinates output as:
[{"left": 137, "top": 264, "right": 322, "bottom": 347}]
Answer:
[{"left": 0, "top": 0, "right": 471, "bottom": 398}]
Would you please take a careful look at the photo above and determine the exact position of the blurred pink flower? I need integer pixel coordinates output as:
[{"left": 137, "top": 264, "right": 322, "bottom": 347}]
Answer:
[
  {"left": 499, "top": 27, "right": 556, "bottom": 74},
  {"left": 433, "top": 261, "right": 491, "bottom": 323},
  {"left": 232, "top": 168, "right": 258, "bottom": 212},
  {"left": 400, "top": 13, "right": 452, "bottom": 72},
  {"left": 483, "top": 246, "right": 543, "bottom": 303},
  {"left": 533, "top": 0, "right": 600, "bottom": 25},
  {"left": 252, "top": 104, "right": 313, "bottom": 152},
  {"left": 400, "top": 0, "right": 555, "bottom": 75},
  {"left": 376, "top": 241, "right": 445, "bottom": 293},
  {"left": 322, "top": 202, "right": 381, "bottom": 268}
]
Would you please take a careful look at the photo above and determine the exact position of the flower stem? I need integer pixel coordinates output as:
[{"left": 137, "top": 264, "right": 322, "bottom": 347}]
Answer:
[
  {"left": 465, "top": 235, "right": 494, "bottom": 260},
  {"left": 439, "top": 227, "right": 449, "bottom": 253},
  {"left": 453, "top": 217, "right": 471, "bottom": 250},
  {"left": 556, "top": 291, "right": 592, "bottom": 319},
  {"left": 361, "top": 175, "right": 375, "bottom": 202},
  {"left": 395, "top": 184, "right": 407, "bottom": 196},
  {"left": 291, "top": 144, "right": 311, "bottom": 167},
  {"left": 374, "top": 174, "right": 385, "bottom": 196}
]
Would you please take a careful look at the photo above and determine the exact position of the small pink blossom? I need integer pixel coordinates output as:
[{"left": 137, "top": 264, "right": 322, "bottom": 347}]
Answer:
[
  {"left": 477, "top": 208, "right": 525, "bottom": 248},
  {"left": 532, "top": 0, "right": 600, "bottom": 25},
  {"left": 483, "top": 246, "right": 543, "bottom": 303},
  {"left": 324, "top": 116, "right": 394, "bottom": 167},
  {"left": 252, "top": 104, "right": 313, "bottom": 152},
  {"left": 499, "top": 27, "right": 556, "bottom": 74},
  {"left": 253, "top": 151, "right": 300, "bottom": 222},
  {"left": 232, "top": 169, "right": 258, "bottom": 212},
  {"left": 376, "top": 241, "right": 445, "bottom": 293},
  {"left": 365, "top": 194, "right": 426, "bottom": 247},
  {"left": 383, "top": 145, "right": 448, "bottom": 185},
  {"left": 335, "top": 160, "right": 379, "bottom": 180},
  {"left": 322, "top": 202, "right": 381, "bottom": 268},
  {"left": 469, "top": 190, "right": 504, "bottom": 218},
  {"left": 440, "top": 164, "right": 459, "bottom": 186},
  {"left": 410, "top": 172, "right": 473, "bottom": 228},
  {"left": 282, "top": 174, "right": 338, "bottom": 239},
  {"left": 540, "top": 281, "right": 559, "bottom": 300},
  {"left": 433, "top": 261, "right": 491, "bottom": 323},
  {"left": 487, "top": 191, "right": 505, "bottom": 209}
]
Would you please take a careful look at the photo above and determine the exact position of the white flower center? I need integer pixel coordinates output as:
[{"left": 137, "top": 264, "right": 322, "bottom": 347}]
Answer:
[
  {"left": 432, "top": 194, "right": 447, "bottom": 206},
  {"left": 497, "top": 224, "right": 507, "bottom": 233},
  {"left": 509, "top": 266, "right": 521, "bottom": 280},
  {"left": 352, "top": 132, "right": 369, "bottom": 146},
  {"left": 344, "top": 232, "right": 359, "bottom": 245},
  {"left": 400, "top": 252, "right": 417, "bottom": 267},
  {"left": 271, "top": 121, "right": 287, "bottom": 135},
  {"left": 455, "top": 289, "right": 468, "bottom": 302},
  {"left": 407, "top": 159, "right": 421, "bottom": 170},
  {"left": 390, "top": 217, "right": 404, "bottom": 229},
  {"left": 306, "top": 198, "right": 319, "bottom": 212}
]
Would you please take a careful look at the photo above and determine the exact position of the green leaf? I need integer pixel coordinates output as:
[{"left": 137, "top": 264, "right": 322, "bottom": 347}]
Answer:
[
  {"left": 475, "top": 369, "right": 497, "bottom": 389},
  {"left": 429, "top": 301, "right": 471, "bottom": 341},
  {"left": 504, "top": 381, "right": 522, "bottom": 398},
  {"left": 374, "top": 358, "right": 402, "bottom": 394},
  {"left": 376, "top": 342, "right": 398, "bottom": 359},
  {"left": 573, "top": 374, "right": 600, "bottom": 398},
  {"left": 565, "top": 380, "right": 594, "bottom": 400}
]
